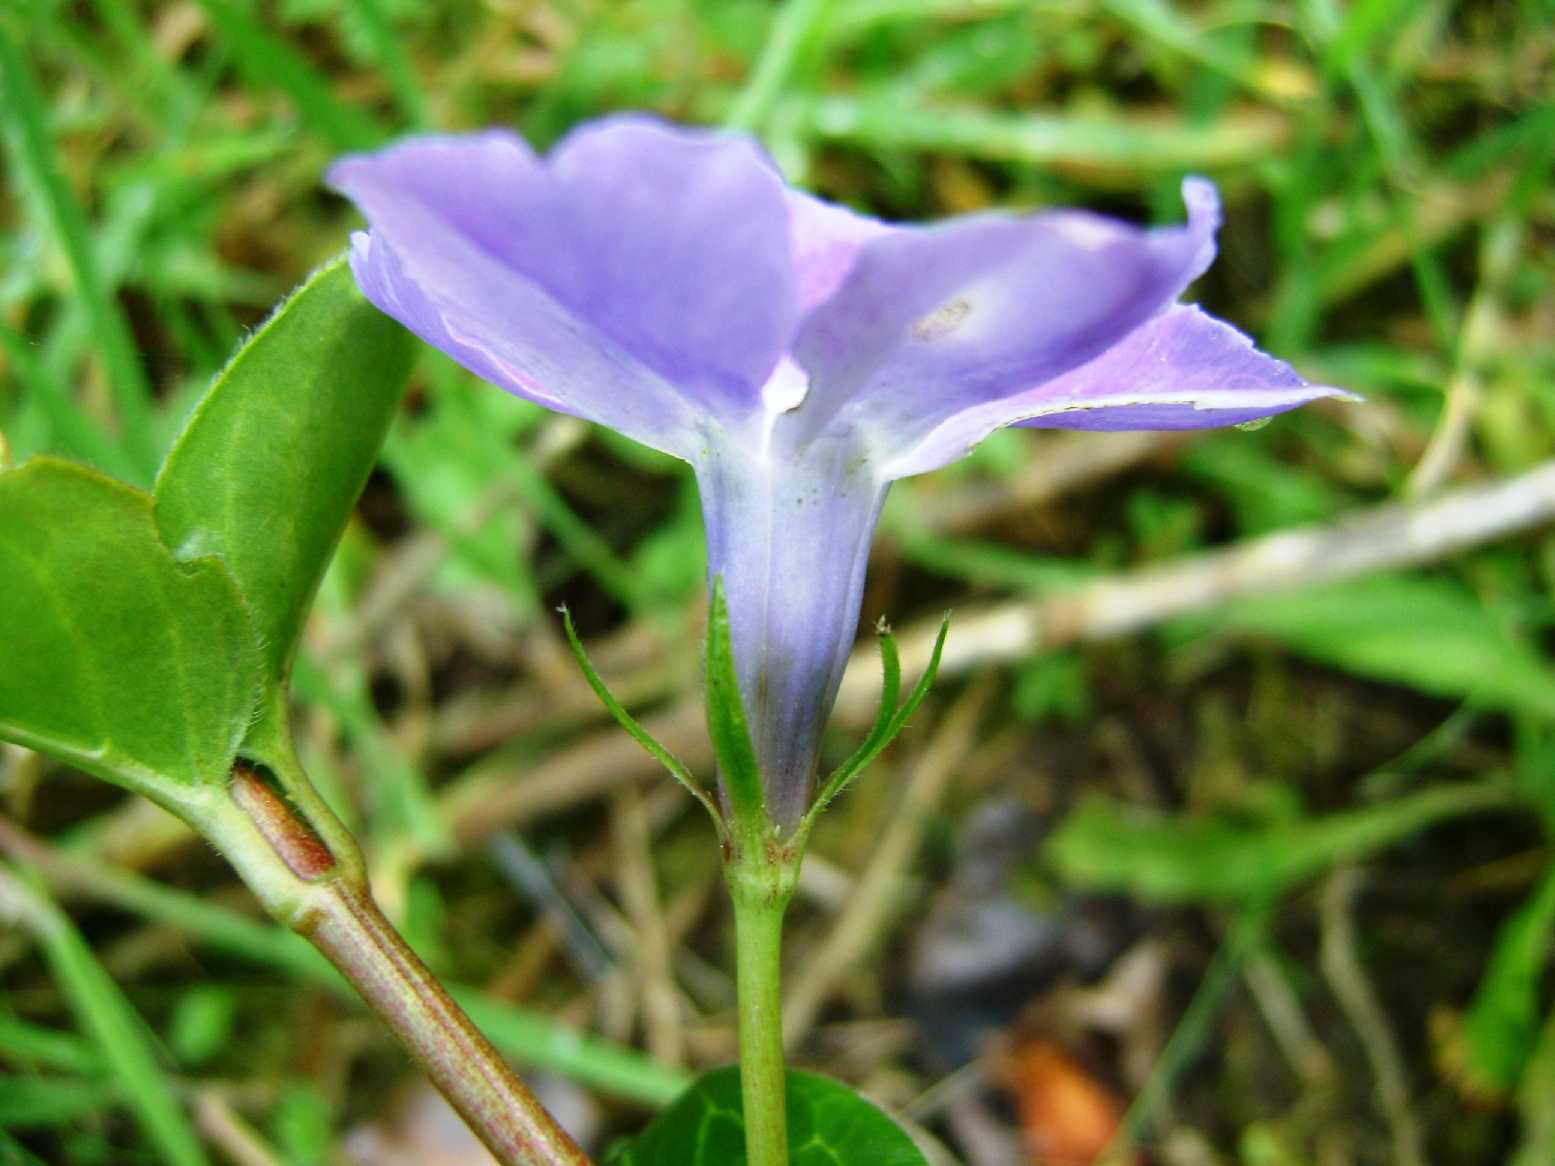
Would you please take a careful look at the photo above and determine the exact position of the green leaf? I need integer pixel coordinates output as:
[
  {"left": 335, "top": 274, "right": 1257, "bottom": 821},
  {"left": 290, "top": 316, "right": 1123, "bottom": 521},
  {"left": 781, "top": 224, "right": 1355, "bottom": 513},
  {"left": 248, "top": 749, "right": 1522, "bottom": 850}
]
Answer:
[
  {"left": 0, "top": 458, "right": 260, "bottom": 807},
  {"left": 606, "top": 1067, "right": 927, "bottom": 1166},
  {"left": 1465, "top": 865, "right": 1555, "bottom": 1092},
  {"left": 1187, "top": 575, "right": 1555, "bottom": 720},
  {"left": 1046, "top": 781, "right": 1513, "bottom": 905},
  {"left": 706, "top": 578, "right": 767, "bottom": 835},
  {"left": 154, "top": 256, "right": 414, "bottom": 704}
]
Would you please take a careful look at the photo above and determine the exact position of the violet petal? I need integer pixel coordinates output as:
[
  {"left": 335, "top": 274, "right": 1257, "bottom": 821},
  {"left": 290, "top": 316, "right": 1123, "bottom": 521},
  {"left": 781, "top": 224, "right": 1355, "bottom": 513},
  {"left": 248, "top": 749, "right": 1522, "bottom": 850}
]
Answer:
[
  {"left": 785, "top": 189, "right": 893, "bottom": 315},
  {"left": 328, "top": 117, "right": 800, "bottom": 454},
  {"left": 885, "top": 304, "right": 1354, "bottom": 477},
  {"left": 790, "top": 179, "right": 1221, "bottom": 452}
]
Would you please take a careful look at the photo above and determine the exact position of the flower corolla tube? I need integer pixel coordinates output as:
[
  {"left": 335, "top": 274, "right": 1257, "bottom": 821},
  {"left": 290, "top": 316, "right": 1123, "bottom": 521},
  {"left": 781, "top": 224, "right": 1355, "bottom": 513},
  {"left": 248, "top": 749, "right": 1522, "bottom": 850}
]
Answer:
[{"left": 329, "top": 114, "right": 1351, "bottom": 831}]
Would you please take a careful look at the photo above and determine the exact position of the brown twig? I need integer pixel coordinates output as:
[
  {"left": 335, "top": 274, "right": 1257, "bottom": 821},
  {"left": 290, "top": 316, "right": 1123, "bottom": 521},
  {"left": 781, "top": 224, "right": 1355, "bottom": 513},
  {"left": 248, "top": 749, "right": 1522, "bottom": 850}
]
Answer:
[
  {"left": 303, "top": 878, "right": 589, "bottom": 1166},
  {"left": 904, "top": 429, "right": 1184, "bottom": 535},
  {"left": 194, "top": 1092, "right": 287, "bottom": 1166}
]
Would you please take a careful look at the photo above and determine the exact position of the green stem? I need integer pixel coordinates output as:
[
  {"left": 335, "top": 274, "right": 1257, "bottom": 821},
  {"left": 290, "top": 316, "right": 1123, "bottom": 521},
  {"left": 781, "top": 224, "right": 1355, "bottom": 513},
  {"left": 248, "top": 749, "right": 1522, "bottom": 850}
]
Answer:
[{"left": 727, "top": 848, "right": 798, "bottom": 1166}]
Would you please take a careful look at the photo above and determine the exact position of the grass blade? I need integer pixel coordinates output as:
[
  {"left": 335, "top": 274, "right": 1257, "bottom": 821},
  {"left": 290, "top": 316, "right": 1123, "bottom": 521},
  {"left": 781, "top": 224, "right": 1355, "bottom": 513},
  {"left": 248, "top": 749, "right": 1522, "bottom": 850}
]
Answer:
[
  {"left": 344, "top": 0, "right": 429, "bottom": 128},
  {"left": 0, "top": 1013, "right": 104, "bottom": 1075},
  {"left": 193, "top": 0, "right": 379, "bottom": 149},
  {"left": 1465, "top": 865, "right": 1555, "bottom": 1091},
  {"left": 0, "top": 23, "right": 160, "bottom": 479},
  {"left": 724, "top": 0, "right": 838, "bottom": 133},
  {"left": 0, "top": 1079, "right": 122, "bottom": 1129},
  {"left": 0, "top": 866, "right": 210, "bottom": 1166},
  {"left": 800, "top": 93, "right": 1290, "bottom": 172},
  {"left": 0, "top": 322, "right": 137, "bottom": 479}
]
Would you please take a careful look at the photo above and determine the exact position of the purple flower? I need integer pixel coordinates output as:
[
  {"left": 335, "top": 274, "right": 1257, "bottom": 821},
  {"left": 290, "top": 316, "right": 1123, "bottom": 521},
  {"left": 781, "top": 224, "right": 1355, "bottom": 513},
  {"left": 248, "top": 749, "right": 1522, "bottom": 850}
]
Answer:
[{"left": 328, "top": 115, "right": 1350, "bottom": 831}]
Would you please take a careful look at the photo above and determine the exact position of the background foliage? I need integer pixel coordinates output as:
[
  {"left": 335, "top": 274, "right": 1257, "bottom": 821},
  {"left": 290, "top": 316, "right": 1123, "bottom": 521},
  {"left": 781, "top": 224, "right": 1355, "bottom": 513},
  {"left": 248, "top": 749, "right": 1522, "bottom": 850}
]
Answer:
[{"left": 1, "top": 1, "right": 1553, "bottom": 1163}]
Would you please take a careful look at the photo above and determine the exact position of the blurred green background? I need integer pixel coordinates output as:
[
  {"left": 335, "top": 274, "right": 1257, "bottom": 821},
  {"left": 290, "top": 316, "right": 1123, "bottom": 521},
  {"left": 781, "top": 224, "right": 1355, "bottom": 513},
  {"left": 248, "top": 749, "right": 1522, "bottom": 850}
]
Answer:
[{"left": 1, "top": 0, "right": 1553, "bottom": 1163}]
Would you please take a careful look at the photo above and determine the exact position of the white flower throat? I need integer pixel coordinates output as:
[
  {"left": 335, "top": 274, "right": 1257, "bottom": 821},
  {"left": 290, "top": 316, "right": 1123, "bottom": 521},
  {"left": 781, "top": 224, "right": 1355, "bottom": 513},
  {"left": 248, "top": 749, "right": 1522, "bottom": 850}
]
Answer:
[{"left": 757, "top": 355, "right": 810, "bottom": 459}]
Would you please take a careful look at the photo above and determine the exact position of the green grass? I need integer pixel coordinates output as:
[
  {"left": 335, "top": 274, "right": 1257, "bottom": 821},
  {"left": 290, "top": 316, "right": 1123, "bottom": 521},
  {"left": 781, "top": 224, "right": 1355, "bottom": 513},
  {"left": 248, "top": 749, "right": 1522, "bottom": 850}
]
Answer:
[{"left": 1, "top": 0, "right": 1552, "bottom": 1161}]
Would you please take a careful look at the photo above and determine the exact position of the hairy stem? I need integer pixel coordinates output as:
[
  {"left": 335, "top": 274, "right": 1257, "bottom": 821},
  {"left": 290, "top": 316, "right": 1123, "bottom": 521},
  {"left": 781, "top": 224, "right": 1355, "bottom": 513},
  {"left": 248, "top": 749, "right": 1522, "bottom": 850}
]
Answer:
[
  {"left": 727, "top": 847, "right": 798, "bottom": 1166},
  {"left": 306, "top": 878, "right": 588, "bottom": 1165},
  {"left": 212, "top": 769, "right": 589, "bottom": 1166}
]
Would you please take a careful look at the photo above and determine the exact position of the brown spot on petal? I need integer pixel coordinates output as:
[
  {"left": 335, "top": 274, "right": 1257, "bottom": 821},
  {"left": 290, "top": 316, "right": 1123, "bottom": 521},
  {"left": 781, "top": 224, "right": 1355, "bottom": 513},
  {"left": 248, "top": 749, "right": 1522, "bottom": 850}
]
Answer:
[{"left": 912, "top": 296, "right": 972, "bottom": 341}]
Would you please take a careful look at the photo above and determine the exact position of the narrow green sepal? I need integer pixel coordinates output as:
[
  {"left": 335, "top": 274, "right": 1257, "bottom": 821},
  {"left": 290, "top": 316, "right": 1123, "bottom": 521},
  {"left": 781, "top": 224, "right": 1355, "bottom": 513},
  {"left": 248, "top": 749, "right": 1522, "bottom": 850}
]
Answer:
[
  {"left": 824, "top": 617, "right": 902, "bottom": 792},
  {"left": 560, "top": 606, "right": 725, "bottom": 836},
  {"left": 805, "top": 614, "right": 951, "bottom": 829},
  {"left": 706, "top": 577, "right": 768, "bottom": 837}
]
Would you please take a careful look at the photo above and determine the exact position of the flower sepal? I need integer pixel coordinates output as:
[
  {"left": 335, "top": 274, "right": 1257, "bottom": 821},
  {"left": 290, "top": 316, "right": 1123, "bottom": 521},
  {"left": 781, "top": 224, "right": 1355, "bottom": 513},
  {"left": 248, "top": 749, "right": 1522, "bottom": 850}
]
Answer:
[
  {"left": 793, "top": 613, "right": 951, "bottom": 848},
  {"left": 560, "top": 603, "right": 727, "bottom": 841},
  {"left": 706, "top": 576, "right": 772, "bottom": 849}
]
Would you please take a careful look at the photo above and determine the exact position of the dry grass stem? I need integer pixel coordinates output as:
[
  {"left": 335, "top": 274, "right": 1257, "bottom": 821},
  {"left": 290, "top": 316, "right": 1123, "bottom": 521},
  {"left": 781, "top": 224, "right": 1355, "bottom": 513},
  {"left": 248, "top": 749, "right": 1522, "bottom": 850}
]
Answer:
[
  {"left": 194, "top": 1092, "right": 286, "bottom": 1166},
  {"left": 1319, "top": 868, "right": 1427, "bottom": 1166},
  {"left": 861, "top": 457, "right": 1555, "bottom": 700},
  {"left": 611, "top": 784, "right": 685, "bottom": 1067}
]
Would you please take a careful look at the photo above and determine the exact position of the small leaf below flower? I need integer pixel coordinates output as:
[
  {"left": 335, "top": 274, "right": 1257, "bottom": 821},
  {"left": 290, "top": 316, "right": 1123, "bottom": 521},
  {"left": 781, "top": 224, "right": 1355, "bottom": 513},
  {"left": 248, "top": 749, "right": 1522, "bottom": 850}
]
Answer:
[{"left": 560, "top": 604, "right": 724, "bottom": 834}]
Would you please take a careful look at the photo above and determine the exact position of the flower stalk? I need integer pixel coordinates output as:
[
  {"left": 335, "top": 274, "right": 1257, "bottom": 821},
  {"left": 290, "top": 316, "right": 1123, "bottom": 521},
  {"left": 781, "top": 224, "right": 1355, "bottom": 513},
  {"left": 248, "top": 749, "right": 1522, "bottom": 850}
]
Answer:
[
  {"left": 702, "top": 572, "right": 807, "bottom": 1164},
  {"left": 727, "top": 843, "right": 799, "bottom": 1166}
]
